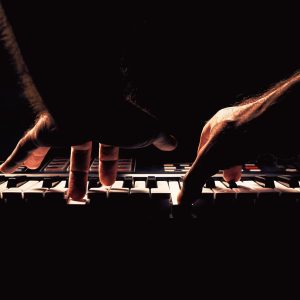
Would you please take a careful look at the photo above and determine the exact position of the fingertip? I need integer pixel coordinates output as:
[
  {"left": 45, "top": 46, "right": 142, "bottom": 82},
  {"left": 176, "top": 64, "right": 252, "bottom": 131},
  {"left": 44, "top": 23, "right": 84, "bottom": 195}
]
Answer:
[
  {"left": 68, "top": 188, "right": 86, "bottom": 202},
  {"left": 100, "top": 177, "right": 116, "bottom": 187},
  {"left": 24, "top": 162, "right": 41, "bottom": 170},
  {"left": 0, "top": 163, "right": 15, "bottom": 174},
  {"left": 99, "top": 160, "right": 118, "bottom": 187},
  {"left": 99, "top": 165, "right": 117, "bottom": 186},
  {"left": 68, "top": 173, "right": 88, "bottom": 201},
  {"left": 223, "top": 165, "right": 242, "bottom": 182}
]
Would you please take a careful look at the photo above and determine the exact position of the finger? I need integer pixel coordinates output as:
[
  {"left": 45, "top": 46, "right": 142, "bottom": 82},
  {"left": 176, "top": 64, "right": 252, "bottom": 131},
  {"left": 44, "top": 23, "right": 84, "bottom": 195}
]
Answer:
[
  {"left": 153, "top": 132, "right": 178, "bottom": 151},
  {"left": 177, "top": 124, "right": 213, "bottom": 205},
  {"left": 0, "top": 131, "right": 38, "bottom": 173},
  {"left": 178, "top": 139, "right": 219, "bottom": 205},
  {"left": 223, "top": 165, "right": 242, "bottom": 182},
  {"left": 68, "top": 141, "right": 92, "bottom": 201},
  {"left": 99, "top": 144, "right": 119, "bottom": 186},
  {"left": 23, "top": 147, "right": 50, "bottom": 169}
]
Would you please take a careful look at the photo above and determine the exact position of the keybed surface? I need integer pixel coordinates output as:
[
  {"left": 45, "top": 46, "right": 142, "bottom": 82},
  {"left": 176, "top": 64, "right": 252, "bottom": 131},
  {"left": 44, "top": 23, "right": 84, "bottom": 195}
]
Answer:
[{"left": 1, "top": 158, "right": 300, "bottom": 218}]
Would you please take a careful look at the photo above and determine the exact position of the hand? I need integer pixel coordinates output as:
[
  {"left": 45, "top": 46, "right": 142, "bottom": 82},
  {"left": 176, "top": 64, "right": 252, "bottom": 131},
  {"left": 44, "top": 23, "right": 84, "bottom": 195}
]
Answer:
[
  {"left": 178, "top": 104, "right": 259, "bottom": 205},
  {"left": 178, "top": 73, "right": 300, "bottom": 205},
  {"left": 0, "top": 112, "right": 177, "bottom": 201}
]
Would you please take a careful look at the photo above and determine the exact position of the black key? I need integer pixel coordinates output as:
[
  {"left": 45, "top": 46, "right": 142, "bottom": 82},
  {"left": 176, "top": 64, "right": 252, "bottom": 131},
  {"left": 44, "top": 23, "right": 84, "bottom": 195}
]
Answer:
[
  {"left": 205, "top": 178, "right": 215, "bottom": 188},
  {"left": 255, "top": 176, "right": 275, "bottom": 188},
  {"left": 88, "top": 179, "right": 99, "bottom": 190},
  {"left": 0, "top": 176, "right": 6, "bottom": 184},
  {"left": 42, "top": 177, "right": 60, "bottom": 188},
  {"left": 276, "top": 176, "right": 299, "bottom": 188},
  {"left": 146, "top": 176, "right": 157, "bottom": 189},
  {"left": 228, "top": 181, "right": 238, "bottom": 189},
  {"left": 123, "top": 176, "right": 134, "bottom": 188},
  {"left": 7, "top": 177, "right": 27, "bottom": 188}
]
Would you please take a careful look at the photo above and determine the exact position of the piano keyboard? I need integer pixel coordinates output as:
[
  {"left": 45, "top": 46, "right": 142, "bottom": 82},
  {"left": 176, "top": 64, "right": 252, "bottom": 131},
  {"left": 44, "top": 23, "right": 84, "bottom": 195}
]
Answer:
[{"left": 0, "top": 157, "right": 300, "bottom": 218}]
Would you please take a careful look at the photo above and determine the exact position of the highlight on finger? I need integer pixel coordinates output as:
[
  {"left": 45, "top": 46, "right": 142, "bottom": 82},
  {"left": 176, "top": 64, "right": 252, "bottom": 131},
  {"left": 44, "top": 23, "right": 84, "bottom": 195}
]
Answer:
[
  {"left": 0, "top": 133, "right": 38, "bottom": 174},
  {"left": 223, "top": 165, "right": 242, "bottom": 182},
  {"left": 99, "top": 144, "right": 119, "bottom": 186},
  {"left": 24, "top": 147, "right": 50, "bottom": 170},
  {"left": 68, "top": 141, "right": 92, "bottom": 201}
]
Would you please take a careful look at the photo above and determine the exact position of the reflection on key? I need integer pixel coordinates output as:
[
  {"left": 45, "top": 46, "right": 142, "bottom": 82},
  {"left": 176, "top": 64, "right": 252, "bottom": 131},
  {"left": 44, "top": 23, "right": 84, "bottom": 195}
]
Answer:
[
  {"left": 108, "top": 181, "right": 130, "bottom": 215},
  {"left": 2, "top": 180, "right": 40, "bottom": 205},
  {"left": 169, "top": 180, "right": 190, "bottom": 218},
  {"left": 224, "top": 181, "right": 256, "bottom": 207},
  {"left": 109, "top": 181, "right": 129, "bottom": 201},
  {"left": 200, "top": 183, "right": 214, "bottom": 204},
  {"left": 87, "top": 182, "right": 108, "bottom": 205},
  {"left": 242, "top": 180, "right": 279, "bottom": 207},
  {"left": 274, "top": 181, "right": 300, "bottom": 207},
  {"left": 151, "top": 181, "right": 171, "bottom": 214},
  {"left": 189, "top": 186, "right": 214, "bottom": 211},
  {"left": 129, "top": 181, "right": 151, "bottom": 215},
  {"left": 23, "top": 181, "right": 49, "bottom": 204},
  {"left": 130, "top": 181, "right": 150, "bottom": 201},
  {"left": 212, "top": 181, "right": 236, "bottom": 206},
  {"left": 44, "top": 180, "right": 68, "bottom": 205},
  {"left": 151, "top": 181, "right": 171, "bottom": 198}
]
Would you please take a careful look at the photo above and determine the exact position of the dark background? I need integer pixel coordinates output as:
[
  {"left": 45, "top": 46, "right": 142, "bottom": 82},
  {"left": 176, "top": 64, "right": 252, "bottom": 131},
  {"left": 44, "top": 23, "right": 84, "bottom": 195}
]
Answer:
[{"left": 1, "top": 1, "right": 299, "bottom": 162}]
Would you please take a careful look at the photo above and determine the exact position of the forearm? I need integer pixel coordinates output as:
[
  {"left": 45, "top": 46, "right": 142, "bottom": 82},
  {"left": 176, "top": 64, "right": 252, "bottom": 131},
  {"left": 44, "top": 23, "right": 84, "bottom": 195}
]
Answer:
[
  {"left": 237, "top": 72, "right": 300, "bottom": 156},
  {"left": 0, "top": 3, "right": 46, "bottom": 114}
]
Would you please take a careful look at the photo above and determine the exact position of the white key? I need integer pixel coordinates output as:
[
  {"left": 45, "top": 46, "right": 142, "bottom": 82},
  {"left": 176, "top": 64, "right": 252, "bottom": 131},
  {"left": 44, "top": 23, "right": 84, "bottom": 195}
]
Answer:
[
  {"left": 151, "top": 181, "right": 171, "bottom": 199},
  {"left": 2, "top": 180, "right": 40, "bottom": 203},
  {"left": 242, "top": 180, "right": 280, "bottom": 205},
  {"left": 234, "top": 181, "right": 256, "bottom": 192},
  {"left": 44, "top": 180, "right": 68, "bottom": 204},
  {"left": 23, "top": 181, "right": 49, "bottom": 203},
  {"left": 221, "top": 181, "right": 257, "bottom": 205},
  {"left": 212, "top": 181, "right": 236, "bottom": 204},
  {"left": 0, "top": 181, "right": 7, "bottom": 202},
  {"left": 48, "top": 180, "right": 68, "bottom": 192},
  {"left": 109, "top": 180, "right": 129, "bottom": 200},
  {"left": 241, "top": 180, "right": 274, "bottom": 193},
  {"left": 11, "top": 180, "right": 40, "bottom": 191},
  {"left": 274, "top": 181, "right": 300, "bottom": 194},
  {"left": 150, "top": 181, "right": 171, "bottom": 213},
  {"left": 202, "top": 187, "right": 214, "bottom": 198},
  {"left": 130, "top": 181, "right": 150, "bottom": 200},
  {"left": 0, "top": 180, "right": 7, "bottom": 187},
  {"left": 87, "top": 185, "right": 108, "bottom": 203},
  {"left": 229, "top": 181, "right": 258, "bottom": 200},
  {"left": 169, "top": 181, "right": 181, "bottom": 205},
  {"left": 179, "top": 179, "right": 214, "bottom": 202},
  {"left": 0, "top": 181, "right": 8, "bottom": 197}
]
